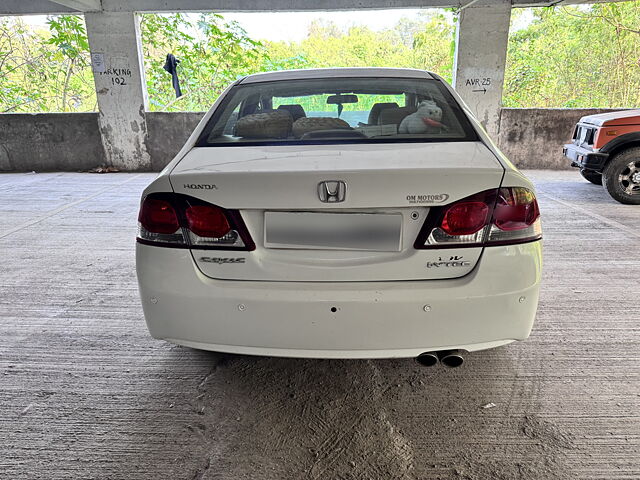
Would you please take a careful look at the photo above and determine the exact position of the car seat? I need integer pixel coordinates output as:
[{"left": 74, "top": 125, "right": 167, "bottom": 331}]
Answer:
[
  {"left": 377, "top": 106, "right": 417, "bottom": 126},
  {"left": 277, "top": 104, "right": 306, "bottom": 122},
  {"left": 367, "top": 102, "right": 399, "bottom": 126}
]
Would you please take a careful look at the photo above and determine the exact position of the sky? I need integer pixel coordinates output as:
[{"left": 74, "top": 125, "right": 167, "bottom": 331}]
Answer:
[
  {"left": 22, "top": 8, "right": 536, "bottom": 42},
  {"left": 224, "top": 9, "right": 429, "bottom": 42},
  {"left": 23, "top": 9, "right": 441, "bottom": 42}
]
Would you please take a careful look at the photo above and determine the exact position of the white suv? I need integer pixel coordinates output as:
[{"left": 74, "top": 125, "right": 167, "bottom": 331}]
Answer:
[{"left": 136, "top": 68, "right": 542, "bottom": 366}]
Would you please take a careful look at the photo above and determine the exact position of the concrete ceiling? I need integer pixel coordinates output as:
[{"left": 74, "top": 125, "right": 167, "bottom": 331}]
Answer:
[
  {"left": 0, "top": 0, "right": 625, "bottom": 15},
  {"left": 50, "top": 0, "right": 102, "bottom": 11}
]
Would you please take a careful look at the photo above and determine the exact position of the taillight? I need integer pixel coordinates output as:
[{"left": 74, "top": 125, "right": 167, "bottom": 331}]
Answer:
[
  {"left": 414, "top": 187, "right": 541, "bottom": 249},
  {"left": 185, "top": 205, "right": 230, "bottom": 238},
  {"left": 137, "top": 193, "right": 254, "bottom": 250},
  {"left": 139, "top": 198, "right": 180, "bottom": 234},
  {"left": 492, "top": 188, "right": 539, "bottom": 231},
  {"left": 138, "top": 197, "right": 185, "bottom": 246},
  {"left": 485, "top": 187, "right": 541, "bottom": 246},
  {"left": 441, "top": 202, "right": 489, "bottom": 236}
]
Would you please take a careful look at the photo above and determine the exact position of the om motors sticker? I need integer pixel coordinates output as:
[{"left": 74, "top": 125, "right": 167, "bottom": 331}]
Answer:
[{"left": 407, "top": 193, "right": 449, "bottom": 204}]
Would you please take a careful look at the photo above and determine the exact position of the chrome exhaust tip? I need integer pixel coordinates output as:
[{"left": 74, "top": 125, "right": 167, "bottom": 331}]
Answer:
[
  {"left": 438, "top": 350, "right": 465, "bottom": 368},
  {"left": 415, "top": 352, "right": 439, "bottom": 367}
]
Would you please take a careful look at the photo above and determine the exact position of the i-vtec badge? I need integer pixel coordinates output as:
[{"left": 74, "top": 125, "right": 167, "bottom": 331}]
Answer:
[
  {"left": 184, "top": 184, "right": 218, "bottom": 190},
  {"left": 426, "top": 260, "right": 471, "bottom": 268},
  {"left": 406, "top": 194, "right": 449, "bottom": 204},
  {"left": 200, "top": 257, "right": 245, "bottom": 264},
  {"left": 427, "top": 255, "right": 471, "bottom": 268}
]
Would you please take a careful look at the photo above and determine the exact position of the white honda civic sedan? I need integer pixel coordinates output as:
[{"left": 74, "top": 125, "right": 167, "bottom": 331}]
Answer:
[{"left": 136, "top": 68, "right": 542, "bottom": 366}]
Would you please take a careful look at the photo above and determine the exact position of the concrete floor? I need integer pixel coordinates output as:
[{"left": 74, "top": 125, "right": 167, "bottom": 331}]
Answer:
[{"left": 0, "top": 170, "right": 638, "bottom": 479}]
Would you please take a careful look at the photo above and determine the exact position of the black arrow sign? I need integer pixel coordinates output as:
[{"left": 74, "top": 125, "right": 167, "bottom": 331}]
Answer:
[{"left": 472, "top": 88, "right": 487, "bottom": 94}]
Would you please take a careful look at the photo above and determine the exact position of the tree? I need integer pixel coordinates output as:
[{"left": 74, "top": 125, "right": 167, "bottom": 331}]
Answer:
[
  {"left": 504, "top": 5, "right": 640, "bottom": 108},
  {"left": 46, "top": 15, "right": 93, "bottom": 111},
  {"left": 261, "top": 12, "right": 455, "bottom": 81},
  {"left": 412, "top": 13, "right": 455, "bottom": 82},
  {"left": 0, "top": 15, "right": 94, "bottom": 113},
  {"left": 2, "top": 6, "right": 640, "bottom": 113},
  {"left": 140, "top": 13, "right": 268, "bottom": 111}
]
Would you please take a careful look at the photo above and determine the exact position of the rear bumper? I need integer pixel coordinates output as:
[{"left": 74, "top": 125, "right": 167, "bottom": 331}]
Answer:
[
  {"left": 563, "top": 143, "right": 608, "bottom": 171},
  {"left": 136, "top": 241, "right": 542, "bottom": 359}
]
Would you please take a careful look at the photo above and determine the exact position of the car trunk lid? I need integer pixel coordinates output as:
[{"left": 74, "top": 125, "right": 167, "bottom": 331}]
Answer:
[{"left": 170, "top": 142, "right": 504, "bottom": 282}]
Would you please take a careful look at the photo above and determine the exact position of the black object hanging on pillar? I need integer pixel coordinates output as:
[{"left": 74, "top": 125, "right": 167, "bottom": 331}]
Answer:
[{"left": 163, "top": 53, "right": 182, "bottom": 98}]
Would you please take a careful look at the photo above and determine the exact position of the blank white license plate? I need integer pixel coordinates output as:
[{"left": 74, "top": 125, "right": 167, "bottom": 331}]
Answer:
[{"left": 264, "top": 211, "right": 403, "bottom": 251}]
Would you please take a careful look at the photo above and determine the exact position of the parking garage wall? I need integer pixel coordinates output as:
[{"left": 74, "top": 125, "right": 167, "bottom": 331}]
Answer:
[
  {"left": 0, "top": 113, "right": 106, "bottom": 172},
  {"left": 0, "top": 108, "right": 623, "bottom": 172},
  {"left": 497, "top": 108, "right": 622, "bottom": 170}
]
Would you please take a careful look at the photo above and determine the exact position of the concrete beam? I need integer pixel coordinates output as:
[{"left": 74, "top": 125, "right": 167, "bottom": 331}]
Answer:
[
  {"left": 97, "top": 0, "right": 640, "bottom": 11},
  {"left": 49, "top": 0, "right": 102, "bottom": 12},
  {"left": 101, "top": 0, "right": 454, "bottom": 12},
  {"left": 85, "top": 11, "right": 151, "bottom": 170},
  {"left": 452, "top": 0, "right": 511, "bottom": 138},
  {"left": 0, "top": 0, "right": 627, "bottom": 15},
  {"left": 0, "top": 0, "right": 75, "bottom": 15}
]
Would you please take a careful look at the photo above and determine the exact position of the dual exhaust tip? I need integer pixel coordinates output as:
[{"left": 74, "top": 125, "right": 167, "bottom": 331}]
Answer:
[{"left": 416, "top": 350, "right": 465, "bottom": 368}]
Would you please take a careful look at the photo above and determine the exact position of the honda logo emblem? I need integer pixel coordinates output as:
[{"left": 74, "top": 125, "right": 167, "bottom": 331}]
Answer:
[{"left": 318, "top": 181, "right": 347, "bottom": 203}]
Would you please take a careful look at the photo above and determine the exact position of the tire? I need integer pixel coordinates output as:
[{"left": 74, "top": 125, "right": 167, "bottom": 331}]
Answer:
[
  {"left": 602, "top": 147, "right": 640, "bottom": 205},
  {"left": 580, "top": 169, "right": 602, "bottom": 185}
]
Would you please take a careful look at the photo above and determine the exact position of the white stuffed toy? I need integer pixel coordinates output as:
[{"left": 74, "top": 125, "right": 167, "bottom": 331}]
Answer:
[{"left": 399, "top": 100, "right": 443, "bottom": 134}]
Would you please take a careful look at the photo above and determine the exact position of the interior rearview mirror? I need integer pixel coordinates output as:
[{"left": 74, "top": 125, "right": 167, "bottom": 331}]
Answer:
[{"left": 327, "top": 94, "right": 358, "bottom": 104}]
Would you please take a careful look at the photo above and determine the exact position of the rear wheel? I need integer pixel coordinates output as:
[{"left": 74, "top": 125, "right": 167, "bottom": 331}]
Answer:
[
  {"left": 603, "top": 148, "right": 640, "bottom": 205},
  {"left": 579, "top": 169, "right": 602, "bottom": 185}
]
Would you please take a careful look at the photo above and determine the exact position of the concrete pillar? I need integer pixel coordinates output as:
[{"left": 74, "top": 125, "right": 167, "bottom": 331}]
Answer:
[
  {"left": 85, "top": 12, "right": 151, "bottom": 170},
  {"left": 452, "top": 0, "right": 511, "bottom": 138}
]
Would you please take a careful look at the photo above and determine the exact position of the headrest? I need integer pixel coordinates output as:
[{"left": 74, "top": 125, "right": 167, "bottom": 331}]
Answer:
[
  {"left": 378, "top": 106, "right": 417, "bottom": 126},
  {"left": 277, "top": 104, "right": 306, "bottom": 122},
  {"left": 368, "top": 102, "right": 399, "bottom": 125}
]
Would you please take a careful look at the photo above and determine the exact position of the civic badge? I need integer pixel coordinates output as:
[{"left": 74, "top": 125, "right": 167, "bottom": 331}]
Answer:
[{"left": 318, "top": 181, "right": 347, "bottom": 203}]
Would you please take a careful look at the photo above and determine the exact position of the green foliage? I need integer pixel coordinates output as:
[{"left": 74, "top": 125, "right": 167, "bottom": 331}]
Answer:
[
  {"left": 0, "top": 11, "right": 458, "bottom": 113},
  {"left": 272, "top": 94, "right": 406, "bottom": 116},
  {"left": 2, "top": 5, "right": 640, "bottom": 113},
  {"left": 139, "top": 11, "right": 455, "bottom": 111},
  {"left": 412, "top": 13, "right": 455, "bottom": 82},
  {"left": 140, "top": 13, "right": 268, "bottom": 111},
  {"left": 504, "top": 4, "right": 640, "bottom": 108},
  {"left": 0, "top": 15, "right": 94, "bottom": 113},
  {"left": 261, "top": 13, "right": 454, "bottom": 78},
  {"left": 46, "top": 15, "right": 90, "bottom": 60}
]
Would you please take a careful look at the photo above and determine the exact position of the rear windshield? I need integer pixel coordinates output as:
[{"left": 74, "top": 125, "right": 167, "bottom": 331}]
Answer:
[{"left": 196, "top": 77, "right": 477, "bottom": 146}]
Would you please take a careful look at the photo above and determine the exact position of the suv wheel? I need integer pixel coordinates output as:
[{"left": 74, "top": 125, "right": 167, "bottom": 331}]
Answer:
[
  {"left": 603, "top": 147, "right": 640, "bottom": 205},
  {"left": 580, "top": 169, "right": 602, "bottom": 185}
]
